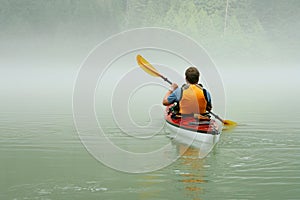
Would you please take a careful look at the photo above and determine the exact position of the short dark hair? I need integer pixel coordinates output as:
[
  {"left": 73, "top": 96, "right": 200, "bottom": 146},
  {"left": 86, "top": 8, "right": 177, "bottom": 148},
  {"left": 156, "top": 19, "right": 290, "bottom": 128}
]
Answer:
[{"left": 185, "top": 67, "right": 200, "bottom": 84}]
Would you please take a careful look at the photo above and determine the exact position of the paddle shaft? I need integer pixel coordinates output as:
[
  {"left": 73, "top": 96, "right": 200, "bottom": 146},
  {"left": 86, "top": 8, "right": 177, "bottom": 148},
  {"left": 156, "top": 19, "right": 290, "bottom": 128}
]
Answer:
[
  {"left": 209, "top": 111, "right": 225, "bottom": 123},
  {"left": 162, "top": 76, "right": 172, "bottom": 85}
]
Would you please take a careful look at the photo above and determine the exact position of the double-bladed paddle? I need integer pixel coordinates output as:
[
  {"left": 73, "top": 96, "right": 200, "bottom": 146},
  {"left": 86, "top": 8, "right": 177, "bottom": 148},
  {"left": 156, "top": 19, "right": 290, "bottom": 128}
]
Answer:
[{"left": 136, "top": 54, "right": 237, "bottom": 127}]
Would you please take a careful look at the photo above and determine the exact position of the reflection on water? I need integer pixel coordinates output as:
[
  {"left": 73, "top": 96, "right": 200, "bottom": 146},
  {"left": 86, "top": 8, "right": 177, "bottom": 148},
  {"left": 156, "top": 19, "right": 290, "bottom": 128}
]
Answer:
[{"left": 177, "top": 144, "right": 205, "bottom": 200}]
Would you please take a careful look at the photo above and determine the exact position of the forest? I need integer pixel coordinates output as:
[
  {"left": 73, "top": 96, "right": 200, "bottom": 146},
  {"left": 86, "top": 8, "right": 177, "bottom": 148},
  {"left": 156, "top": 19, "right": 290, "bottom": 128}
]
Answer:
[{"left": 1, "top": 0, "right": 299, "bottom": 65}]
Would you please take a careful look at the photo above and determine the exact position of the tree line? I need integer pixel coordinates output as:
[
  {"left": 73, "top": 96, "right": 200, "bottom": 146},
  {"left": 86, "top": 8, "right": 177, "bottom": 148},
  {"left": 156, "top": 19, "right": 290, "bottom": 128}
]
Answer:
[{"left": 1, "top": 0, "right": 299, "bottom": 63}]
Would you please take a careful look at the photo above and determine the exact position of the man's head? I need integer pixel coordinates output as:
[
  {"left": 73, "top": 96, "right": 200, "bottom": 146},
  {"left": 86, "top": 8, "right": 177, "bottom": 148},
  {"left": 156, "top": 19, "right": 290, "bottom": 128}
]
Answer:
[{"left": 185, "top": 67, "right": 200, "bottom": 84}]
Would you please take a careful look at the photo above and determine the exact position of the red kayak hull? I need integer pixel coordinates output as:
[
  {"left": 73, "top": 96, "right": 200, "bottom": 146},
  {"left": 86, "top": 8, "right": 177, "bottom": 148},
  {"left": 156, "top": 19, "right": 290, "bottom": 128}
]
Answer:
[
  {"left": 165, "top": 113, "right": 220, "bottom": 135},
  {"left": 165, "top": 108, "right": 221, "bottom": 158}
]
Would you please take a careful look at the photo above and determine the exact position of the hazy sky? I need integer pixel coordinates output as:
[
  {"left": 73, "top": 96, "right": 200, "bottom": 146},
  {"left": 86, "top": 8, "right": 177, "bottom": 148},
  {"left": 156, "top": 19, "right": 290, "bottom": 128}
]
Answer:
[{"left": 1, "top": 0, "right": 299, "bottom": 69}]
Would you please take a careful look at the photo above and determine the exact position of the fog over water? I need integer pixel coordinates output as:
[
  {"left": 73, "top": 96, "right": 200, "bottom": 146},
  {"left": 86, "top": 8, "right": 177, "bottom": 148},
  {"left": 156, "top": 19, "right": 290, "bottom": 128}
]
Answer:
[{"left": 1, "top": 1, "right": 300, "bottom": 199}]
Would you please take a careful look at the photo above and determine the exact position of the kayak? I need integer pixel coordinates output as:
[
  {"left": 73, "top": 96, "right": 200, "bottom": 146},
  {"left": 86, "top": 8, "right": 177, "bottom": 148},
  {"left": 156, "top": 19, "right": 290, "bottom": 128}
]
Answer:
[{"left": 165, "top": 106, "right": 221, "bottom": 158}]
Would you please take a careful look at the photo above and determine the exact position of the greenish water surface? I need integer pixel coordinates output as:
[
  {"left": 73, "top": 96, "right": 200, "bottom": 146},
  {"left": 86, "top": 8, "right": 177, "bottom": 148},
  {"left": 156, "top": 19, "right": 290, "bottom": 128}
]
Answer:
[{"left": 1, "top": 67, "right": 300, "bottom": 200}]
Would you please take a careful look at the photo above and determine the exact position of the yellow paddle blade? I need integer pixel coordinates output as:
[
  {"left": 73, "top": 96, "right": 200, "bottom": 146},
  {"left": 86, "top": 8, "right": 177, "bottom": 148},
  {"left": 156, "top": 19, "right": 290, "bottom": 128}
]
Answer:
[
  {"left": 221, "top": 120, "right": 237, "bottom": 131},
  {"left": 222, "top": 120, "right": 237, "bottom": 131},
  {"left": 223, "top": 119, "right": 237, "bottom": 126},
  {"left": 136, "top": 55, "right": 161, "bottom": 77}
]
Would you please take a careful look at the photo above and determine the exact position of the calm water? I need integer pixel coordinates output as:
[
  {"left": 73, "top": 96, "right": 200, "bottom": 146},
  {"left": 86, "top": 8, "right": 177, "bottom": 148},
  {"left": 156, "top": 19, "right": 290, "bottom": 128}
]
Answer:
[{"left": 1, "top": 67, "right": 300, "bottom": 199}]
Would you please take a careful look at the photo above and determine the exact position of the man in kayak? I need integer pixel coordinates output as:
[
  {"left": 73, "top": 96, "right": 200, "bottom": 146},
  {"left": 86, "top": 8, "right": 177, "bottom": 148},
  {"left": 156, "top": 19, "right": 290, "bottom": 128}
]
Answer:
[{"left": 162, "top": 67, "right": 212, "bottom": 115}]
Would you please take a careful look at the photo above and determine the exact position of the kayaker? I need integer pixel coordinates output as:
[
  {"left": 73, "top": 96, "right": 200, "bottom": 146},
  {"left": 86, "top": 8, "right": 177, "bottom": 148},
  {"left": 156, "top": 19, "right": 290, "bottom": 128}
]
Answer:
[{"left": 162, "top": 67, "right": 212, "bottom": 115}]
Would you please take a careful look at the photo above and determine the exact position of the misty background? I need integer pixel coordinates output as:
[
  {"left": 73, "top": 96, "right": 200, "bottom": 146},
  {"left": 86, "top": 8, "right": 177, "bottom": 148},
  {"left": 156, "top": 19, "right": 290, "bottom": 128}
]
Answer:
[
  {"left": 1, "top": 2, "right": 300, "bottom": 199},
  {"left": 1, "top": 0, "right": 300, "bottom": 115}
]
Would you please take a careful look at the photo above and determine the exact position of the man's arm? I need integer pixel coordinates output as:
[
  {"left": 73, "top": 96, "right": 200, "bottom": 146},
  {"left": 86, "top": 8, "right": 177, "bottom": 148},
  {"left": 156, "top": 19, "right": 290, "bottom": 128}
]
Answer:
[
  {"left": 203, "top": 88, "right": 212, "bottom": 111},
  {"left": 163, "top": 90, "right": 173, "bottom": 106},
  {"left": 162, "top": 83, "right": 179, "bottom": 106}
]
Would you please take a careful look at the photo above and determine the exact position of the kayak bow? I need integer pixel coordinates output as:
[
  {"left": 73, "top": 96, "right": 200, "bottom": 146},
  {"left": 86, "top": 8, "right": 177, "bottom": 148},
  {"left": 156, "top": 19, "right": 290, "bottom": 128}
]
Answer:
[{"left": 165, "top": 106, "right": 221, "bottom": 158}]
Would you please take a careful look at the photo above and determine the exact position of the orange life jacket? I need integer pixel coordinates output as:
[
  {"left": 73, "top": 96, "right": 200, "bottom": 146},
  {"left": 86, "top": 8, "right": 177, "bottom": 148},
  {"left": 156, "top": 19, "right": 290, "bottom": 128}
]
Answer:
[{"left": 179, "top": 84, "right": 207, "bottom": 114}]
